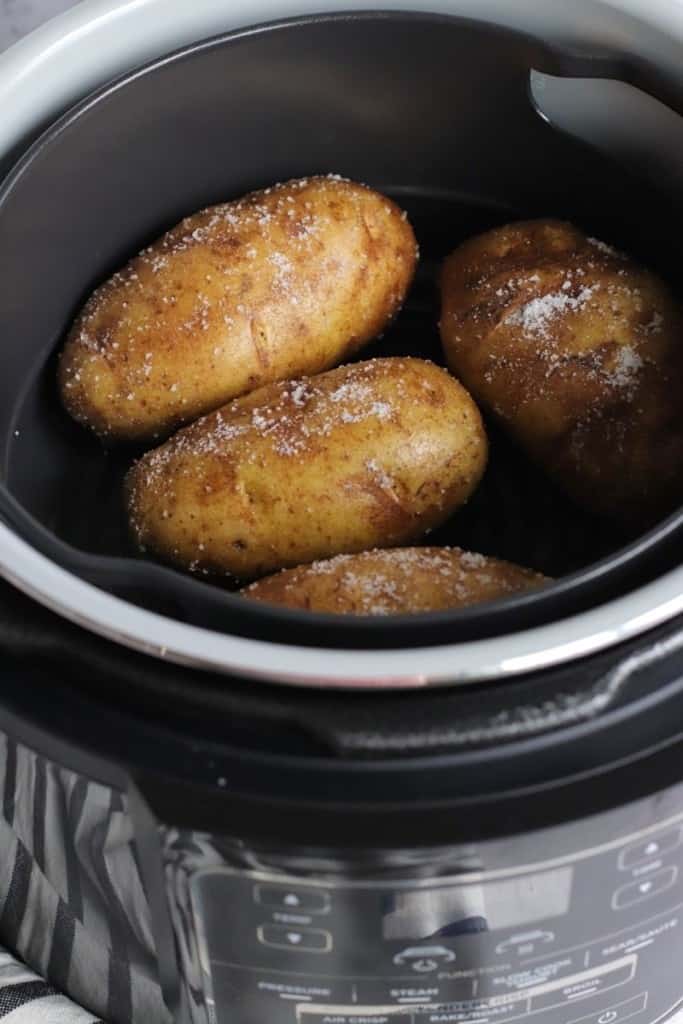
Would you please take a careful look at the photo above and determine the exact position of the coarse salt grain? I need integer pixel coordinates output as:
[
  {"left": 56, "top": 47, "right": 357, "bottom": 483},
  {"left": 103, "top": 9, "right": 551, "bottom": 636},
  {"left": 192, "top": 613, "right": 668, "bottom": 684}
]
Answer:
[
  {"left": 610, "top": 346, "right": 643, "bottom": 388},
  {"left": 459, "top": 550, "right": 487, "bottom": 569},
  {"left": 644, "top": 311, "right": 664, "bottom": 334},
  {"left": 505, "top": 285, "right": 597, "bottom": 339},
  {"left": 290, "top": 383, "right": 311, "bottom": 406},
  {"left": 365, "top": 459, "right": 395, "bottom": 490},
  {"left": 587, "top": 236, "right": 623, "bottom": 258}
]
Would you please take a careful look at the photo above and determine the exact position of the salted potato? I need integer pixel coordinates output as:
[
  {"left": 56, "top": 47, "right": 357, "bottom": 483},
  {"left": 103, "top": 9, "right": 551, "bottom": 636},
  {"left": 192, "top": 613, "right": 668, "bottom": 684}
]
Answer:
[
  {"left": 241, "top": 546, "right": 548, "bottom": 615},
  {"left": 60, "top": 175, "right": 417, "bottom": 441},
  {"left": 126, "top": 358, "right": 487, "bottom": 579},
  {"left": 440, "top": 219, "right": 683, "bottom": 526}
]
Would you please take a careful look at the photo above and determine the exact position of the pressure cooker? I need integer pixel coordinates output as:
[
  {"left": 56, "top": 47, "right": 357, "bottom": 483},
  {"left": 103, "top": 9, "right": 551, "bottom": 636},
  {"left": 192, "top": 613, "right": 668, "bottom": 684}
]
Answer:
[{"left": 0, "top": 1, "right": 682, "bottom": 1023}]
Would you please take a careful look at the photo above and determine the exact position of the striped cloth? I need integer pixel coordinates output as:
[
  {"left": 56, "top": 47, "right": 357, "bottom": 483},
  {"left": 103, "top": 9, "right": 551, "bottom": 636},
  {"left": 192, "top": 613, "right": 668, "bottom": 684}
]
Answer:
[
  {"left": 0, "top": 733, "right": 171, "bottom": 1024},
  {"left": 0, "top": 948, "right": 101, "bottom": 1023}
]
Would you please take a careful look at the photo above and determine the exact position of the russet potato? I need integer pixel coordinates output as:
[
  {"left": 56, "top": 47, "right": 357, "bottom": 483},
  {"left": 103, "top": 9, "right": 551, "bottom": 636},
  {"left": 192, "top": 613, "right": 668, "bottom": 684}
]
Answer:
[
  {"left": 241, "top": 546, "right": 548, "bottom": 615},
  {"left": 440, "top": 219, "right": 683, "bottom": 526},
  {"left": 60, "top": 176, "right": 417, "bottom": 441},
  {"left": 125, "top": 358, "right": 487, "bottom": 579}
]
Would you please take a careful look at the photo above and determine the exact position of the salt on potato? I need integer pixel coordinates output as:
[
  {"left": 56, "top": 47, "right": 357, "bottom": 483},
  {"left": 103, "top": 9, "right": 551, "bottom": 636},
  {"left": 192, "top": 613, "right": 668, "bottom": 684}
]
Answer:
[
  {"left": 125, "top": 357, "right": 488, "bottom": 579},
  {"left": 440, "top": 219, "right": 683, "bottom": 527},
  {"left": 242, "top": 546, "right": 548, "bottom": 616},
  {"left": 59, "top": 175, "right": 417, "bottom": 442}
]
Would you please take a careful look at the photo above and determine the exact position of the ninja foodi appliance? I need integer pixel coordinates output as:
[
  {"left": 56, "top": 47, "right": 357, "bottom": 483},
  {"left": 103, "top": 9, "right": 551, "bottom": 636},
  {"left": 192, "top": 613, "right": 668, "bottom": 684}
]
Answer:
[{"left": 0, "top": 2, "right": 682, "bottom": 1024}]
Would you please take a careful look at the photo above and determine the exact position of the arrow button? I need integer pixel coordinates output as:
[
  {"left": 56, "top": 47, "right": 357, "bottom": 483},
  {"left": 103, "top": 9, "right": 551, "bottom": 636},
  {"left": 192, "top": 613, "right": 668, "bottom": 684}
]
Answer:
[
  {"left": 412, "top": 959, "right": 439, "bottom": 973},
  {"left": 618, "top": 826, "right": 683, "bottom": 870},
  {"left": 613, "top": 865, "right": 677, "bottom": 909},
  {"left": 257, "top": 924, "right": 332, "bottom": 952},
  {"left": 254, "top": 885, "right": 330, "bottom": 914}
]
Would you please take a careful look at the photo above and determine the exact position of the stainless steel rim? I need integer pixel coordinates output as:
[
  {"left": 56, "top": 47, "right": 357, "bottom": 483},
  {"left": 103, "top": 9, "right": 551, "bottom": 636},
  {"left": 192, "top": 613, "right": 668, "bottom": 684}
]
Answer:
[{"left": 0, "top": 520, "right": 681, "bottom": 687}]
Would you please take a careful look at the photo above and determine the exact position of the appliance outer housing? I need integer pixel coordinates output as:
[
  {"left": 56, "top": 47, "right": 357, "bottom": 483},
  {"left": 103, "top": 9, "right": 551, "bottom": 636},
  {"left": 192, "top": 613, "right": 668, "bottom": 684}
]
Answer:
[
  {"left": 1, "top": 3, "right": 683, "bottom": 1024},
  {"left": 3, "top": 621, "right": 683, "bottom": 1024}
]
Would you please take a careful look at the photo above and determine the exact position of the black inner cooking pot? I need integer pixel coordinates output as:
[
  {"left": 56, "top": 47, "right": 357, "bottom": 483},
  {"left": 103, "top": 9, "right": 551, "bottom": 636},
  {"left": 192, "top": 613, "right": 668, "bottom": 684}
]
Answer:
[{"left": 0, "top": 11, "right": 681, "bottom": 650}]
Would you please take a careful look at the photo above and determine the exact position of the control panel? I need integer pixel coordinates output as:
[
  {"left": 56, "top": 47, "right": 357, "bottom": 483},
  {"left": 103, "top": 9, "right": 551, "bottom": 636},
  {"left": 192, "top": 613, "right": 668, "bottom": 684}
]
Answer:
[{"left": 190, "top": 819, "right": 683, "bottom": 1024}]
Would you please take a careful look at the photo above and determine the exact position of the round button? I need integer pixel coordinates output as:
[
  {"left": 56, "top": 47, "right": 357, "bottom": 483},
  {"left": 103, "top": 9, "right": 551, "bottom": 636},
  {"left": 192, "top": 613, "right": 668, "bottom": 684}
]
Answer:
[{"left": 411, "top": 959, "right": 439, "bottom": 972}]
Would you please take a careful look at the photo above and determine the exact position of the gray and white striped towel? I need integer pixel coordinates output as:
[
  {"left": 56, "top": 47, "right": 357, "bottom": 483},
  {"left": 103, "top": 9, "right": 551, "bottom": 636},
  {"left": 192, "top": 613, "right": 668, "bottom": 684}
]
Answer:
[
  {"left": 0, "top": 947, "right": 102, "bottom": 1024},
  {"left": 0, "top": 734, "right": 170, "bottom": 1024}
]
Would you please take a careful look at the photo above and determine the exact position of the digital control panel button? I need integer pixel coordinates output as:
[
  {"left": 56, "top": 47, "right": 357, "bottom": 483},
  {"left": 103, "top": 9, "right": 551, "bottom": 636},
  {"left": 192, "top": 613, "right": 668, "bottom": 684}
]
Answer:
[
  {"left": 255, "top": 885, "right": 331, "bottom": 914},
  {"left": 612, "top": 866, "right": 677, "bottom": 909},
  {"left": 388, "top": 983, "right": 442, "bottom": 1004},
  {"left": 618, "top": 827, "right": 683, "bottom": 870},
  {"left": 528, "top": 957, "right": 636, "bottom": 1014},
  {"left": 210, "top": 963, "right": 350, "bottom": 1020},
  {"left": 355, "top": 980, "right": 452, "bottom": 1006},
  {"left": 567, "top": 991, "right": 648, "bottom": 1024},
  {"left": 298, "top": 1013, "right": 413, "bottom": 1024},
  {"left": 494, "top": 929, "right": 555, "bottom": 956},
  {"left": 257, "top": 924, "right": 333, "bottom": 952},
  {"left": 212, "top": 964, "right": 346, "bottom": 1004},
  {"left": 392, "top": 946, "right": 455, "bottom": 972},
  {"left": 422, "top": 1001, "right": 530, "bottom": 1023}
]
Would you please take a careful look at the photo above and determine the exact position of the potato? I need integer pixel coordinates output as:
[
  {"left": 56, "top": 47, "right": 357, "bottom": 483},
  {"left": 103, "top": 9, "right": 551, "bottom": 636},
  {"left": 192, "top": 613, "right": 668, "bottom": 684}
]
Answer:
[
  {"left": 125, "top": 358, "right": 487, "bottom": 579},
  {"left": 440, "top": 219, "right": 683, "bottom": 526},
  {"left": 60, "top": 175, "right": 417, "bottom": 442},
  {"left": 241, "top": 546, "right": 548, "bottom": 615}
]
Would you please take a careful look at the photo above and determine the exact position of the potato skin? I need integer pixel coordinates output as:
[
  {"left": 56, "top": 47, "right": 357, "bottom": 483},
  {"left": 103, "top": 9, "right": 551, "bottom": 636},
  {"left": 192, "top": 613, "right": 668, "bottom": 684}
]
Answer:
[
  {"left": 125, "top": 358, "right": 487, "bottom": 579},
  {"left": 440, "top": 219, "right": 683, "bottom": 526},
  {"left": 241, "top": 546, "right": 548, "bottom": 615},
  {"left": 60, "top": 176, "right": 417, "bottom": 442}
]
